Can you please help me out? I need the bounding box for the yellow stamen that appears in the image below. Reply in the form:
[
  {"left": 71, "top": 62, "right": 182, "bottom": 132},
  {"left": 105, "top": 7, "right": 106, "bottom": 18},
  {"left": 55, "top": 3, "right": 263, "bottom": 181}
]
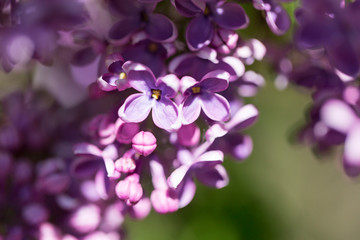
[
  {"left": 148, "top": 43, "right": 158, "bottom": 53},
  {"left": 119, "top": 72, "right": 127, "bottom": 80},
  {"left": 204, "top": 6, "right": 210, "bottom": 16},
  {"left": 151, "top": 89, "right": 161, "bottom": 100},
  {"left": 192, "top": 86, "right": 201, "bottom": 94}
]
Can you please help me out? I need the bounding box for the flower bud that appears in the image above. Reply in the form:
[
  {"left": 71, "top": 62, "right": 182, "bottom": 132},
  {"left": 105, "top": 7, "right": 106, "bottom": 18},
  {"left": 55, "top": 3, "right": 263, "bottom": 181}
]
[
  {"left": 114, "top": 155, "right": 136, "bottom": 173},
  {"left": 115, "top": 174, "right": 143, "bottom": 204},
  {"left": 132, "top": 131, "right": 156, "bottom": 156}
]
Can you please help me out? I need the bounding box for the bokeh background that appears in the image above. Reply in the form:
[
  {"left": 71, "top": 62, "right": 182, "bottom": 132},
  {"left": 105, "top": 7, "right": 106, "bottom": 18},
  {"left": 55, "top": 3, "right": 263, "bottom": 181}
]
[{"left": 2, "top": 1, "right": 360, "bottom": 239}]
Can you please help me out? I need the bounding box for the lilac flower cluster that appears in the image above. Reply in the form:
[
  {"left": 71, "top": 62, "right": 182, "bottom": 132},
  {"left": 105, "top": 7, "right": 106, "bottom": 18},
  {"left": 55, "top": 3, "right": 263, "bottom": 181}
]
[
  {"left": 0, "top": 0, "right": 296, "bottom": 238},
  {"left": 281, "top": 0, "right": 360, "bottom": 177}
]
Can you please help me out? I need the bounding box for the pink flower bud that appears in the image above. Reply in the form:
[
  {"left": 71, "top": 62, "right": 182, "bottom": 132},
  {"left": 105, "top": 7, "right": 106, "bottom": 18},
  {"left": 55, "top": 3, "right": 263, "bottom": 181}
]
[
  {"left": 115, "top": 174, "right": 143, "bottom": 204},
  {"left": 150, "top": 189, "right": 179, "bottom": 214},
  {"left": 132, "top": 131, "right": 156, "bottom": 156},
  {"left": 114, "top": 156, "right": 136, "bottom": 173}
]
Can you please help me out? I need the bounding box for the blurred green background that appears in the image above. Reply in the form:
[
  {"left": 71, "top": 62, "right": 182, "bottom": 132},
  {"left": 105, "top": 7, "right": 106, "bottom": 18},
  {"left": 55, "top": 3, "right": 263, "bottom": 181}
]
[{"left": 126, "top": 83, "right": 360, "bottom": 240}]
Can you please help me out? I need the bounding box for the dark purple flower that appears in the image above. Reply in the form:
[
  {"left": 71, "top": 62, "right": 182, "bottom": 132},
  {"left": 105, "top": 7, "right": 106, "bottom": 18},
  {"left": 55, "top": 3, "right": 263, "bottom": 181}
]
[
  {"left": 108, "top": 0, "right": 177, "bottom": 43},
  {"left": 295, "top": 0, "right": 360, "bottom": 78},
  {"left": 180, "top": 70, "right": 230, "bottom": 124},
  {"left": 122, "top": 39, "right": 169, "bottom": 77},
  {"left": 184, "top": 0, "right": 249, "bottom": 51},
  {"left": 253, "top": 0, "right": 291, "bottom": 35},
  {"left": 97, "top": 54, "right": 130, "bottom": 92}
]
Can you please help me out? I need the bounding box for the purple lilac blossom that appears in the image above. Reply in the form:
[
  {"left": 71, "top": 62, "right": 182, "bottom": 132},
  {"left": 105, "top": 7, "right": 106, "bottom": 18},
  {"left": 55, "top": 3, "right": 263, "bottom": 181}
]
[
  {"left": 118, "top": 62, "right": 181, "bottom": 131},
  {"left": 180, "top": 70, "right": 231, "bottom": 124},
  {"left": 108, "top": 0, "right": 177, "bottom": 43},
  {"left": 180, "top": 0, "right": 249, "bottom": 50}
]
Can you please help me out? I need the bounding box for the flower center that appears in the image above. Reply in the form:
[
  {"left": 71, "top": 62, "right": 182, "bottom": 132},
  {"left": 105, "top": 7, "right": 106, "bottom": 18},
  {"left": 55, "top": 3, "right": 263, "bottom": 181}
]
[
  {"left": 204, "top": 6, "right": 211, "bottom": 16},
  {"left": 147, "top": 43, "right": 158, "bottom": 53},
  {"left": 191, "top": 86, "right": 201, "bottom": 94},
  {"left": 151, "top": 89, "right": 161, "bottom": 100},
  {"left": 119, "top": 72, "right": 126, "bottom": 80}
]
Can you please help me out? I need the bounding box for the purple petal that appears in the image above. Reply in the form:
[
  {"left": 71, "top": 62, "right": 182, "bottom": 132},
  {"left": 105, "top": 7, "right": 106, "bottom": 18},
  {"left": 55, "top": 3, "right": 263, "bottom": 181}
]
[
  {"left": 200, "top": 93, "right": 230, "bottom": 122},
  {"left": 102, "top": 144, "right": 118, "bottom": 177},
  {"left": 200, "top": 71, "right": 229, "bottom": 92},
  {"left": 108, "top": 18, "right": 141, "bottom": 40},
  {"left": 212, "top": 2, "right": 249, "bottom": 30},
  {"left": 265, "top": 3, "right": 291, "bottom": 35},
  {"left": 129, "top": 197, "right": 152, "bottom": 219},
  {"left": 168, "top": 165, "right": 190, "bottom": 188},
  {"left": 95, "top": 168, "right": 111, "bottom": 200},
  {"left": 70, "top": 54, "right": 102, "bottom": 87},
  {"left": 157, "top": 74, "right": 180, "bottom": 98},
  {"left": 186, "top": 15, "right": 214, "bottom": 51},
  {"left": 97, "top": 73, "right": 121, "bottom": 91},
  {"left": 326, "top": 38, "right": 360, "bottom": 78},
  {"left": 174, "top": 0, "right": 203, "bottom": 17},
  {"left": 320, "top": 99, "right": 358, "bottom": 134},
  {"left": 181, "top": 76, "right": 198, "bottom": 94},
  {"left": 150, "top": 159, "right": 168, "bottom": 190},
  {"left": 231, "top": 135, "right": 253, "bottom": 161},
  {"left": 74, "top": 143, "right": 102, "bottom": 157},
  {"left": 127, "top": 69, "right": 157, "bottom": 92},
  {"left": 196, "top": 150, "right": 224, "bottom": 164},
  {"left": 152, "top": 98, "right": 180, "bottom": 130},
  {"left": 195, "top": 165, "right": 229, "bottom": 188},
  {"left": 344, "top": 124, "right": 360, "bottom": 168},
  {"left": 225, "top": 104, "right": 259, "bottom": 130},
  {"left": 146, "top": 14, "right": 177, "bottom": 42},
  {"left": 119, "top": 93, "right": 152, "bottom": 123},
  {"left": 71, "top": 157, "right": 102, "bottom": 178},
  {"left": 178, "top": 178, "right": 196, "bottom": 208},
  {"left": 177, "top": 123, "right": 201, "bottom": 147},
  {"left": 151, "top": 189, "right": 179, "bottom": 214},
  {"left": 182, "top": 95, "right": 202, "bottom": 125}
]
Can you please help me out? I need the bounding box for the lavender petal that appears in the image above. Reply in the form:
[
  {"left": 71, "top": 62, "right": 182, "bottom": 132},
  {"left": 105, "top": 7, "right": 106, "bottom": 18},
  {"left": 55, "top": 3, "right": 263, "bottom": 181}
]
[
  {"left": 119, "top": 93, "right": 153, "bottom": 123},
  {"left": 200, "top": 93, "right": 230, "bottom": 122}
]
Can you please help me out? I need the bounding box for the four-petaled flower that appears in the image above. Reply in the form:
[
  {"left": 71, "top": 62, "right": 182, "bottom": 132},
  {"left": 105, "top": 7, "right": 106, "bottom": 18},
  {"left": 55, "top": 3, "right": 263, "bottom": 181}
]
[
  {"left": 181, "top": 70, "right": 231, "bottom": 125},
  {"left": 118, "top": 62, "right": 181, "bottom": 131}
]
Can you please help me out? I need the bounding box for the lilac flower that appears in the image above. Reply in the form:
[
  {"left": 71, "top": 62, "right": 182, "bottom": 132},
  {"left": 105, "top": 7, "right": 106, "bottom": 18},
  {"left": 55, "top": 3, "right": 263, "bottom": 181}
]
[
  {"left": 122, "top": 39, "right": 170, "bottom": 77},
  {"left": 206, "top": 103, "right": 258, "bottom": 161},
  {"left": 295, "top": 0, "right": 360, "bottom": 78},
  {"left": 168, "top": 149, "right": 229, "bottom": 208},
  {"left": 73, "top": 143, "right": 120, "bottom": 199},
  {"left": 97, "top": 54, "right": 130, "bottom": 92},
  {"left": 180, "top": 70, "right": 230, "bottom": 124},
  {"left": 253, "top": 0, "right": 291, "bottom": 35},
  {"left": 320, "top": 99, "right": 360, "bottom": 176},
  {"left": 183, "top": 0, "right": 249, "bottom": 51},
  {"left": 108, "top": 0, "right": 177, "bottom": 43},
  {"left": 149, "top": 158, "right": 179, "bottom": 213},
  {"left": 118, "top": 62, "right": 180, "bottom": 131}
]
